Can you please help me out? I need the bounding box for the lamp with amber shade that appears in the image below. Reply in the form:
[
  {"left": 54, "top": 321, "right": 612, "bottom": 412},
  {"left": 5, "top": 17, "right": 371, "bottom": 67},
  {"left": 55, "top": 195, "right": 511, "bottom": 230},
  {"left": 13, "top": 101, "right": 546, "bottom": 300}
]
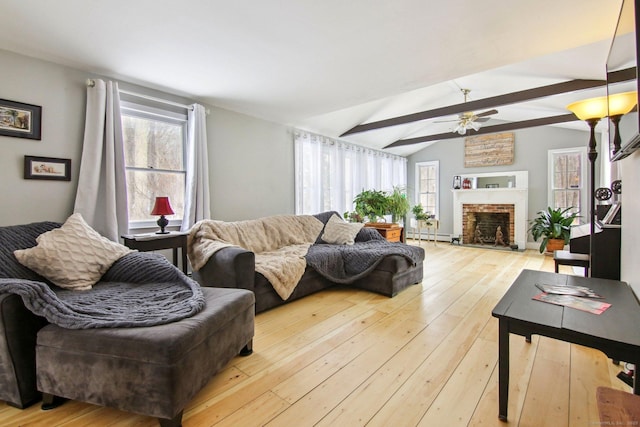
[
  {"left": 150, "top": 196, "right": 174, "bottom": 234},
  {"left": 566, "top": 91, "right": 637, "bottom": 277}
]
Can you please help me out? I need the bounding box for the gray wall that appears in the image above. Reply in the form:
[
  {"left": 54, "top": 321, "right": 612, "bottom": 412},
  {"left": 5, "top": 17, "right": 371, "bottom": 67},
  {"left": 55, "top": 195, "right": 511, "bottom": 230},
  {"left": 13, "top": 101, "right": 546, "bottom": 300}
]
[
  {"left": 0, "top": 49, "right": 295, "bottom": 227},
  {"left": 408, "top": 126, "right": 599, "bottom": 240},
  {"left": 208, "top": 108, "right": 294, "bottom": 221},
  {"left": 1, "top": 49, "right": 86, "bottom": 224}
]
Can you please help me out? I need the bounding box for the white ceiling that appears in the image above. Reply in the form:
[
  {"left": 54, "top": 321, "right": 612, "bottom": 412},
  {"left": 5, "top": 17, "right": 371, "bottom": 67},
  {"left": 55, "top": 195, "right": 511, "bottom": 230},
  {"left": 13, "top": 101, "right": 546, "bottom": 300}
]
[{"left": 0, "top": 0, "right": 626, "bottom": 156}]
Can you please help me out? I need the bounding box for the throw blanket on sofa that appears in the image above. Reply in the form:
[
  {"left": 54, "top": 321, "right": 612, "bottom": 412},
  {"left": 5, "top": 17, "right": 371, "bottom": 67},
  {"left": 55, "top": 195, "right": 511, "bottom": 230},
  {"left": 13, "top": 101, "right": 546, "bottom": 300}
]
[
  {"left": 188, "top": 215, "right": 324, "bottom": 300},
  {"left": 0, "top": 253, "right": 205, "bottom": 329},
  {"left": 306, "top": 239, "right": 424, "bottom": 283},
  {"left": 0, "top": 221, "right": 205, "bottom": 329}
]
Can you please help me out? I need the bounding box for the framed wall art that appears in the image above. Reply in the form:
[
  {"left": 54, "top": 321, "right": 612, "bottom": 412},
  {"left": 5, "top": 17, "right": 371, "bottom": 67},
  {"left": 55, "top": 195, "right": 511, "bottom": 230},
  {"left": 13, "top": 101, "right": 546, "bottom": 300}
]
[
  {"left": 24, "top": 156, "right": 71, "bottom": 181},
  {"left": 0, "top": 99, "right": 42, "bottom": 140},
  {"left": 464, "top": 132, "right": 514, "bottom": 167}
]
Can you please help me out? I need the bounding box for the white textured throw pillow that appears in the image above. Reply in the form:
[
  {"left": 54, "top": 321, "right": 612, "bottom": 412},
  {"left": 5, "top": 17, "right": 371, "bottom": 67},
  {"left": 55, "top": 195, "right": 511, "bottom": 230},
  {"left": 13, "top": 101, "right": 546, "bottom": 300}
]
[
  {"left": 321, "top": 214, "right": 364, "bottom": 245},
  {"left": 14, "top": 213, "right": 134, "bottom": 290}
]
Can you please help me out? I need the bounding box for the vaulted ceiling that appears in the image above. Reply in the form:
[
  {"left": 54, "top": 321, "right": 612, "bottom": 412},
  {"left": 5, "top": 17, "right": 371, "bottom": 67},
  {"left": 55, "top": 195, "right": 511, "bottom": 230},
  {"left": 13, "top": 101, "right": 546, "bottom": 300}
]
[{"left": 0, "top": 0, "right": 626, "bottom": 156}]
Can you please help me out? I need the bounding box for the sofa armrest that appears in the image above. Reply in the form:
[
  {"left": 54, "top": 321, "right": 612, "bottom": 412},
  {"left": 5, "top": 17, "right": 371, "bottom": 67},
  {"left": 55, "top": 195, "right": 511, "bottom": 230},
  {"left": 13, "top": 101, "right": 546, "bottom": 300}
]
[
  {"left": 192, "top": 247, "right": 256, "bottom": 292},
  {"left": 0, "top": 293, "right": 48, "bottom": 408}
]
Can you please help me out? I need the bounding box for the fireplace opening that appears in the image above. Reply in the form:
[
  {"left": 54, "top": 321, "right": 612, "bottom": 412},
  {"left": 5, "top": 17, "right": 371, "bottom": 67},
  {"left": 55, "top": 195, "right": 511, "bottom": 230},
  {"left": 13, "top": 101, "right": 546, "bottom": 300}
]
[{"left": 462, "top": 204, "right": 515, "bottom": 247}]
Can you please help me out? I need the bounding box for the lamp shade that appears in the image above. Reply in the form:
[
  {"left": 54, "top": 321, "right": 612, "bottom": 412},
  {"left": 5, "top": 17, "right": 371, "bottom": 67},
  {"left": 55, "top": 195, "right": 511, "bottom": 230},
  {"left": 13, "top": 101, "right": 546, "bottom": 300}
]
[
  {"left": 150, "top": 196, "right": 174, "bottom": 216},
  {"left": 566, "top": 95, "right": 609, "bottom": 120},
  {"left": 566, "top": 91, "right": 638, "bottom": 120},
  {"left": 608, "top": 91, "right": 637, "bottom": 116}
]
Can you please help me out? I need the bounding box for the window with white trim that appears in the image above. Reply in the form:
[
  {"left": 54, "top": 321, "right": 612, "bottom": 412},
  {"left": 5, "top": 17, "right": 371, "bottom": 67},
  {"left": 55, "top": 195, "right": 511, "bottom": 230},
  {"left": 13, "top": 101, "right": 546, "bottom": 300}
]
[
  {"left": 548, "top": 147, "right": 587, "bottom": 222},
  {"left": 121, "top": 102, "right": 187, "bottom": 229},
  {"left": 415, "top": 161, "right": 439, "bottom": 218}
]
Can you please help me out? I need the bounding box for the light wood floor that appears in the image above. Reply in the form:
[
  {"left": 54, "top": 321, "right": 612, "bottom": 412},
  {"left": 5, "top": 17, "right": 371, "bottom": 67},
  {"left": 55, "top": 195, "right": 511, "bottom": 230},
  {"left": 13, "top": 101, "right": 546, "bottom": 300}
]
[{"left": 0, "top": 242, "right": 632, "bottom": 426}]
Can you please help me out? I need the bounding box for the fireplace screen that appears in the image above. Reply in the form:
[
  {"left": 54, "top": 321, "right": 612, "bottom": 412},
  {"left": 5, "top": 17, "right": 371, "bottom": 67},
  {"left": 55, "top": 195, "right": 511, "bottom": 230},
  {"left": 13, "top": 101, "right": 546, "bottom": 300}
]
[{"left": 462, "top": 204, "right": 515, "bottom": 247}]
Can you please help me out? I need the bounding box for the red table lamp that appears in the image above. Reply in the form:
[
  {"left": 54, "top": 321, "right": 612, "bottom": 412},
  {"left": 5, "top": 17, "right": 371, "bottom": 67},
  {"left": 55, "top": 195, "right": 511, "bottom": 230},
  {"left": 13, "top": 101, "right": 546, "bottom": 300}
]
[{"left": 150, "top": 196, "right": 174, "bottom": 234}]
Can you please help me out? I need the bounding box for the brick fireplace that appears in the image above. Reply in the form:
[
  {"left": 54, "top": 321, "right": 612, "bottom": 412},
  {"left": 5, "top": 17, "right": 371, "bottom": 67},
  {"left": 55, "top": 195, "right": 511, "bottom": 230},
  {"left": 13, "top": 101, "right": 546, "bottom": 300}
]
[
  {"left": 452, "top": 172, "right": 528, "bottom": 250},
  {"left": 462, "top": 204, "right": 515, "bottom": 246}
]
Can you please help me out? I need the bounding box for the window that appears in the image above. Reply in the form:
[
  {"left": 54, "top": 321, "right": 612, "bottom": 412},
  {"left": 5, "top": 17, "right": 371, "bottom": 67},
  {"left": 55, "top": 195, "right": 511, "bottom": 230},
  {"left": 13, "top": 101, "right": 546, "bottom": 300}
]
[
  {"left": 415, "top": 161, "right": 439, "bottom": 218},
  {"left": 294, "top": 131, "right": 407, "bottom": 215},
  {"left": 121, "top": 102, "right": 187, "bottom": 228},
  {"left": 548, "top": 147, "right": 587, "bottom": 222}
]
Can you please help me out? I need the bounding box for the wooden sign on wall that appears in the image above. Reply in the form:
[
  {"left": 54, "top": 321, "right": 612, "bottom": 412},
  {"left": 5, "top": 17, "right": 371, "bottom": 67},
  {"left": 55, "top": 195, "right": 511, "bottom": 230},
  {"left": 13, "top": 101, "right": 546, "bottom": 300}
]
[{"left": 464, "top": 132, "right": 514, "bottom": 167}]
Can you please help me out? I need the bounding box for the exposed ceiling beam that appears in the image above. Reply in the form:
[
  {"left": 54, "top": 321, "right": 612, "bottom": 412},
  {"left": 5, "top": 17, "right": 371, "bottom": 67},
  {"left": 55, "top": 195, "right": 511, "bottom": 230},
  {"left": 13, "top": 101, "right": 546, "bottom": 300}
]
[
  {"left": 342, "top": 67, "right": 636, "bottom": 137},
  {"left": 383, "top": 113, "right": 580, "bottom": 148}
]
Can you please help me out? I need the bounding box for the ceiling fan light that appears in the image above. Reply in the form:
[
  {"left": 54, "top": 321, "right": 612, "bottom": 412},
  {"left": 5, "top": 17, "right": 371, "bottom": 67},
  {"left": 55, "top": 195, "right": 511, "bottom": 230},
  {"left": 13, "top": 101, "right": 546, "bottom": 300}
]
[{"left": 470, "top": 121, "right": 481, "bottom": 131}]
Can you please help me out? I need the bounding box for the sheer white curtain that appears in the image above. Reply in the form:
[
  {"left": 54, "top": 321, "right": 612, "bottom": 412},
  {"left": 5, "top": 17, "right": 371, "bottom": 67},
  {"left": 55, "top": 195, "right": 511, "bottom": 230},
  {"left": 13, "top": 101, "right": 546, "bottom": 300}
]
[
  {"left": 74, "top": 79, "right": 128, "bottom": 241},
  {"left": 294, "top": 130, "right": 407, "bottom": 215},
  {"left": 181, "top": 104, "right": 211, "bottom": 230}
]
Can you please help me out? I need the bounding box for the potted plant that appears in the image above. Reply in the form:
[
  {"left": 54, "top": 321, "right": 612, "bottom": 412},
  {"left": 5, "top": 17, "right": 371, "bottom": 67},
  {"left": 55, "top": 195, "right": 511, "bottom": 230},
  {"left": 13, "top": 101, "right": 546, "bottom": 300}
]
[
  {"left": 529, "top": 206, "right": 579, "bottom": 254},
  {"left": 411, "top": 204, "right": 431, "bottom": 224},
  {"left": 387, "top": 186, "right": 410, "bottom": 224},
  {"left": 343, "top": 211, "right": 364, "bottom": 223},
  {"left": 353, "top": 189, "right": 389, "bottom": 223}
]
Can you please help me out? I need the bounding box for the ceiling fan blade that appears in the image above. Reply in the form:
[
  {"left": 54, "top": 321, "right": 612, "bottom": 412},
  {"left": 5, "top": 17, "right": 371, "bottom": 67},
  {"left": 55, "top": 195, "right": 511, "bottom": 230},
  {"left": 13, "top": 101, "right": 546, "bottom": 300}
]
[
  {"left": 475, "top": 117, "right": 491, "bottom": 123},
  {"left": 475, "top": 109, "right": 498, "bottom": 118}
]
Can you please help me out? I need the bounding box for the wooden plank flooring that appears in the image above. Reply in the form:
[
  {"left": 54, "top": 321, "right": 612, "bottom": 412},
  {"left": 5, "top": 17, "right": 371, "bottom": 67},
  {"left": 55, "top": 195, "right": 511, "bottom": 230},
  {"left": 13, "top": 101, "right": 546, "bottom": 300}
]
[{"left": 0, "top": 242, "right": 632, "bottom": 426}]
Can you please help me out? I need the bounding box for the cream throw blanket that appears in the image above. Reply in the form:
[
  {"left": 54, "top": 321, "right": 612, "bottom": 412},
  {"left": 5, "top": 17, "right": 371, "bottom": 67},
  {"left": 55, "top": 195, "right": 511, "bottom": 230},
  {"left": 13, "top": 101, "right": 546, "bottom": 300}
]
[{"left": 188, "top": 215, "right": 324, "bottom": 300}]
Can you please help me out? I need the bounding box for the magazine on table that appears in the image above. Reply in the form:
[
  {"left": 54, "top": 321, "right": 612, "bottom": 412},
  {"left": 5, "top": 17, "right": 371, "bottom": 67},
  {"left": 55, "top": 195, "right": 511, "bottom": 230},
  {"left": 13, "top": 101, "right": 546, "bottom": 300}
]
[
  {"left": 532, "top": 293, "right": 611, "bottom": 315},
  {"left": 535, "top": 283, "right": 603, "bottom": 298}
]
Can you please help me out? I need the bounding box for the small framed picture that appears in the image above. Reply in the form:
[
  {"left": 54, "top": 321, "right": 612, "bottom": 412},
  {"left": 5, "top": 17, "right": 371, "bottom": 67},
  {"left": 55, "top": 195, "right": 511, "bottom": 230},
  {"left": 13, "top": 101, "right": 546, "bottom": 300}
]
[
  {"left": 24, "top": 156, "right": 71, "bottom": 181},
  {"left": 486, "top": 183, "right": 499, "bottom": 188},
  {"left": 0, "top": 99, "right": 42, "bottom": 140}
]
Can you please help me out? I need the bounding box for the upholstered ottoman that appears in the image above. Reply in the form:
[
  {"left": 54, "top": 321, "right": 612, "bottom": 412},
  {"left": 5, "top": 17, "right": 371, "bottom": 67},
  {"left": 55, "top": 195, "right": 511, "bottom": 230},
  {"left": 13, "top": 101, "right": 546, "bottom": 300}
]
[{"left": 35, "top": 287, "right": 254, "bottom": 427}]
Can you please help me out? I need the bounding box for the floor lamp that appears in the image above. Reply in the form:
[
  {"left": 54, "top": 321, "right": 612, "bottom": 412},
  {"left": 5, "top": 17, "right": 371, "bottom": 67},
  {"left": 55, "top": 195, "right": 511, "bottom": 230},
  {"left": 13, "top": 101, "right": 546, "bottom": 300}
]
[{"left": 566, "top": 92, "right": 637, "bottom": 277}]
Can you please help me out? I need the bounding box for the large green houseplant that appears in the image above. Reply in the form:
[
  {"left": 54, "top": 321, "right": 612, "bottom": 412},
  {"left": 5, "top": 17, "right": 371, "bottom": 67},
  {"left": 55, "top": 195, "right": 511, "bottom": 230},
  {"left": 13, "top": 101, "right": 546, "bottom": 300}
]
[
  {"left": 353, "top": 189, "right": 389, "bottom": 223},
  {"left": 529, "top": 206, "right": 579, "bottom": 253},
  {"left": 387, "top": 186, "right": 410, "bottom": 223}
]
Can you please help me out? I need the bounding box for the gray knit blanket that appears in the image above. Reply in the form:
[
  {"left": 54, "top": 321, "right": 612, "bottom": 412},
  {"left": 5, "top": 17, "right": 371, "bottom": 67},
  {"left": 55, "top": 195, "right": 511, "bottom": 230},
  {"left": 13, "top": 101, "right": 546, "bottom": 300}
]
[
  {"left": 306, "top": 212, "right": 425, "bottom": 283},
  {"left": 0, "top": 221, "right": 205, "bottom": 329},
  {"left": 306, "top": 238, "right": 424, "bottom": 283}
]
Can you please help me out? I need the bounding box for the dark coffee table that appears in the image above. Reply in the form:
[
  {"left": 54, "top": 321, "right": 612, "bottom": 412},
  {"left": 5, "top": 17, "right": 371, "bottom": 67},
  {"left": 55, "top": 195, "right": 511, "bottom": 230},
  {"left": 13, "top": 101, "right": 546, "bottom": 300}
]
[{"left": 492, "top": 269, "right": 640, "bottom": 421}]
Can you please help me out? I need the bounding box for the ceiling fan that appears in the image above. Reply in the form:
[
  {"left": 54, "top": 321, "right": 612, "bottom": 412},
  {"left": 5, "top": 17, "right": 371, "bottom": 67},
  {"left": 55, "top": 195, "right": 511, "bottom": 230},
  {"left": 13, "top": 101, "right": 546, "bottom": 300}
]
[{"left": 437, "top": 89, "right": 498, "bottom": 135}]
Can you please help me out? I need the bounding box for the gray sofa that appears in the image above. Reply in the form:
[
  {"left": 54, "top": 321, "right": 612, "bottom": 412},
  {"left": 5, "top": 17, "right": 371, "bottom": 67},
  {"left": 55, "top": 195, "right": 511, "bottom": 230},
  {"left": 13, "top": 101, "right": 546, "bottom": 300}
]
[
  {"left": 193, "top": 211, "right": 425, "bottom": 313},
  {"left": 0, "top": 221, "right": 255, "bottom": 427}
]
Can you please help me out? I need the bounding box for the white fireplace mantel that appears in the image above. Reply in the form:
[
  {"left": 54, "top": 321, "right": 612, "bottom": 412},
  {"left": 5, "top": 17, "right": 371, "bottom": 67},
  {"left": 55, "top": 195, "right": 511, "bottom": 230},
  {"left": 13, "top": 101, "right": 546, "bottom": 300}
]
[{"left": 452, "top": 187, "right": 529, "bottom": 249}]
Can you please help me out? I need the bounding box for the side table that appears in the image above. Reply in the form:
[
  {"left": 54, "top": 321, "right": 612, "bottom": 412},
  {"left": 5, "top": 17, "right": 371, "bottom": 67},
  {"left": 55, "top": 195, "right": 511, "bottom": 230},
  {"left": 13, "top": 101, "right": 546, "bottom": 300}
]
[
  {"left": 413, "top": 219, "right": 439, "bottom": 245},
  {"left": 121, "top": 232, "right": 189, "bottom": 275},
  {"left": 492, "top": 269, "right": 640, "bottom": 421},
  {"left": 364, "top": 224, "right": 405, "bottom": 243}
]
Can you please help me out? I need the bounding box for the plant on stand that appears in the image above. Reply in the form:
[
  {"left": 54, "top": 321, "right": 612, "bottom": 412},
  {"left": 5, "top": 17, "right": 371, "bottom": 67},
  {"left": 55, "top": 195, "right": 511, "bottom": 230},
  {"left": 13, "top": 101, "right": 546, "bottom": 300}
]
[
  {"left": 529, "top": 206, "right": 579, "bottom": 254},
  {"left": 411, "top": 204, "right": 431, "bottom": 224}
]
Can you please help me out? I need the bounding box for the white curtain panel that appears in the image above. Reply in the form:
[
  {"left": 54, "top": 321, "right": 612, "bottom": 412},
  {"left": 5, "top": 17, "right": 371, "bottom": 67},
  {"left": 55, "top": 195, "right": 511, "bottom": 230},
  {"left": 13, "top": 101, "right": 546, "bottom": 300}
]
[
  {"left": 73, "top": 79, "right": 128, "bottom": 241},
  {"left": 294, "top": 130, "right": 407, "bottom": 215},
  {"left": 181, "top": 103, "right": 211, "bottom": 230}
]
